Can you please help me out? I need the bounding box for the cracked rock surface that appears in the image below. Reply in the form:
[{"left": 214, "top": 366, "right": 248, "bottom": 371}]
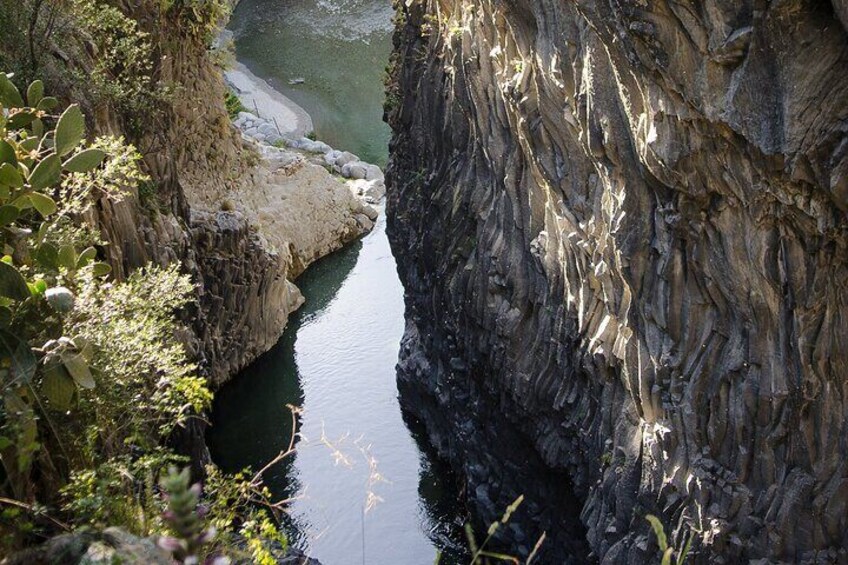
[{"left": 385, "top": 0, "right": 848, "bottom": 562}]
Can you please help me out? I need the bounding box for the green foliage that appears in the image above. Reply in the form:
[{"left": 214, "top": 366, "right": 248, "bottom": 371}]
[
  {"left": 68, "top": 0, "right": 169, "bottom": 136},
  {"left": 0, "top": 76, "right": 293, "bottom": 563},
  {"left": 383, "top": 53, "right": 402, "bottom": 116},
  {"left": 645, "top": 514, "right": 693, "bottom": 565},
  {"left": 156, "top": 465, "right": 289, "bottom": 565},
  {"left": 159, "top": 0, "right": 233, "bottom": 43},
  {"left": 224, "top": 91, "right": 245, "bottom": 120},
  {"left": 61, "top": 448, "right": 184, "bottom": 533},
  {"left": 0, "top": 0, "right": 52, "bottom": 85},
  {"left": 241, "top": 514, "right": 288, "bottom": 565},
  {"left": 68, "top": 264, "right": 209, "bottom": 439},
  {"left": 0, "top": 75, "right": 207, "bottom": 550},
  {"left": 202, "top": 466, "right": 288, "bottom": 565},
  {"left": 0, "top": 74, "right": 131, "bottom": 543}
]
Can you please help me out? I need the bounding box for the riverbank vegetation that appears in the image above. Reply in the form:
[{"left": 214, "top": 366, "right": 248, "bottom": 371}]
[
  {"left": 0, "top": 71, "right": 288, "bottom": 564},
  {"left": 0, "top": 0, "right": 296, "bottom": 561}
]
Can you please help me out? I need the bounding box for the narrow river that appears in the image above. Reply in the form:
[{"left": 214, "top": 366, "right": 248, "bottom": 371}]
[{"left": 207, "top": 1, "right": 469, "bottom": 563}]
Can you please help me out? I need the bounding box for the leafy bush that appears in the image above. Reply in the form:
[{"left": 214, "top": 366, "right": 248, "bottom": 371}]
[
  {"left": 0, "top": 71, "right": 204, "bottom": 543},
  {"left": 158, "top": 465, "right": 289, "bottom": 565},
  {"left": 159, "top": 0, "right": 233, "bottom": 42},
  {"left": 0, "top": 0, "right": 54, "bottom": 85},
  {"left": 224, "top": 91, "right": 245, "bottom": 119},
  {"left": 69, "top": 0, "right": 171, "bottom": 136},
  {"left": 1, "top": 0, "right": 163, "bottom": 131},
  {"left": 61, "top": 448, "right": 185, "bottom": 534},
  {"left": 201, "top": 465, "right": 289, "bottom": 564},
  {"left": 0, "top": 73, "right": 290, "bottom": 561},
  {"left": 0, "top": 74, "right": 130, "bottom": 503}
]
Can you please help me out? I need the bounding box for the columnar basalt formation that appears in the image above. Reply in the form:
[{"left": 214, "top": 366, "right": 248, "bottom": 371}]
[
  {"left": 385, "top": 0, "right": 848, "bottom": 562},
  {"left": 56, "top": 6, "right": 378, "bottom": 386}
]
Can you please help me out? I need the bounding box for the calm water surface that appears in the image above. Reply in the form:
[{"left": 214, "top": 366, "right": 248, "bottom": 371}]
[
  {"left": 227, "top": 0, "right": 393, "bottom": 166},
  {"left": 209, "top": 1, "right": 469, "bottom": 563}
]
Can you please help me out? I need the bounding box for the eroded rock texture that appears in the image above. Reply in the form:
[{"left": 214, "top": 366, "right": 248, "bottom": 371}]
[
  {"left": 48, "top": 5, "right": 375, "bottom": 386},
  {"left": 386, "top": 0, "right": 848, "bottom": 562}
]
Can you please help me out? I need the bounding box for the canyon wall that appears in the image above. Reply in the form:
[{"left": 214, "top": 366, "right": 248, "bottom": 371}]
[
  {"left": 385, "top": 0, "right": 848, "bottom": 562},
  {"left": 48, "top": 6, "right": 375, "bottom": 386}
]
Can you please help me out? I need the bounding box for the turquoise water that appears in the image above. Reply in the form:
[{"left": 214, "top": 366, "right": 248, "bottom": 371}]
[
  {"left": 227, "top": 0, "right": 393, "bottom": 166},
  {"left": 208, "top": 2, "right": 470, "bottom": 563}
]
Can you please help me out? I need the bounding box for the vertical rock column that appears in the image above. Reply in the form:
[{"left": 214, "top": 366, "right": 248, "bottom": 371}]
[{"left": 386, "top": 0, "right": 848, "bottom": 562}]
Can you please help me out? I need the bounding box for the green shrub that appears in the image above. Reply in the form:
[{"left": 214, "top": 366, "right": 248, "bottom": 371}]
[
  {"left": 0, "top": 74, "right": 290, "bottom": 561},
  {"left": 70, "top": 0, "right": 171, "bottom": 136},
  {"left": 158, "top": 0, "right": 232, "bottom": 43},
  {"left": 0, "top": 73, "right": 203, "bottom": 544},
  {"left": 224, "top": 91, "right": 245, "bottom": 119}
]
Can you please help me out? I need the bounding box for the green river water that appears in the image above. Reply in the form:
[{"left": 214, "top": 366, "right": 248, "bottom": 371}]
[{"left": 207, "top": 1, "right": 470, "bottom": 563}]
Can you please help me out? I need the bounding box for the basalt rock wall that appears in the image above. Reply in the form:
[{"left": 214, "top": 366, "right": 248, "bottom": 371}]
[
  {"left": 47, "top": 5, "right": 294, "bottom": 387},
  {"left": 43, "top": 4, "right": 373, "bottom": 387},
  {"left": 385, "top": 0, "right": 848, "bottom": 562}
]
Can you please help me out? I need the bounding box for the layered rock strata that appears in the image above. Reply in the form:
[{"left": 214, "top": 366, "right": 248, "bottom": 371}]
[{"left": 385, "top": 0, "right": 848, "bottom": 562}]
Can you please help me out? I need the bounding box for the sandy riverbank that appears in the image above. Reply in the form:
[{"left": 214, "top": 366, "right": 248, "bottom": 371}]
[{"left": 225, "top": 62, "right": 314, "bottom": 139}]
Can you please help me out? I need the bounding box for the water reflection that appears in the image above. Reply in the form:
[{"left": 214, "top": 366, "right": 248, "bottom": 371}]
[
  {"left": 207, "top": 238, "right": 362, "bottom": 546},
  {"left": 210, "top": 0, "right": 473, "bottom": 561},
  {"left": 402, "top": 410, "right": 471, "bottom": 564},
  {"left": 209, "top": 216, "right": 469, "bottom": 563}
]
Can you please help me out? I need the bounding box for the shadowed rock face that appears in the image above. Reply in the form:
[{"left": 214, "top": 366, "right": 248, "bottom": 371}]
[{"left": 385, "top": 0, "right": 848, "bottom": 562}]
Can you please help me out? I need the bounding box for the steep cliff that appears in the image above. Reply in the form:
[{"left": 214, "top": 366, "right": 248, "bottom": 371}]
[
  {"left": 30, "top": 2, "right": 376, "bottom": 386},
  {"left": 386, "top": 0, "right": 848, "bottom": 562}
]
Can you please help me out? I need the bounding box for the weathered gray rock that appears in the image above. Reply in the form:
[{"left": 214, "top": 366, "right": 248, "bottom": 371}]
[
  {"left": 325, "top": 149, "right": 344, "bottom": 165},
  {"left": 342, "top": 161, "right": 369, "bottom": 179},
  {"left": 348, "top": 178, "right": 386, "bottom": 204},
  {"left": 386, "top": 0, "right": 848, "bottom": 563},
  {"left": 364, "top": 163, "right": 383, "bottom": 181},
  {"left": 354, "top": 213, "right": 375, "bottom": 231},
  {"left": 2, "top": 528, "right": 170, "bottom": 564},
  {"left": 333, "top": 151, "right": 360, "bottom": 169},
  {"left": 310, "top": 141, "right": 333, "bottom": 154},
  {"left": 258, "top": 122, "right": 277, "bottom": 136},
  {"left": 190, "top": 210, "right": 301, "bottom": 386}
]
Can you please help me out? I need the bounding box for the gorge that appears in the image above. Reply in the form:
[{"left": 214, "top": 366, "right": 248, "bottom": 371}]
[
  {"left": 210, "top": 1, "right": 470, "bottom": 563},
  {"left": 0, "top": 0, "right": 846, "bottom": 563}
]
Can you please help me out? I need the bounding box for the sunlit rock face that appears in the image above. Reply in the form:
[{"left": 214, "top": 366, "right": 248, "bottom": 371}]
[{"left": 385, "top": 0, "right": 848, "bottom": 561}]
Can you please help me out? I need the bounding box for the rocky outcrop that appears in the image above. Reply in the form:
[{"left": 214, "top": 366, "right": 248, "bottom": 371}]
[
  {"left": 184, "top": 138, "right": 378, "bottom": 385},
  {"left": 59, "top": 7, "right": 379, "bottom": 386},
  {"left": 189, "top": 210, "right": 300, "bottom": 385},
  {"left": 386, "top": 0, "right": 848, "bottom": 562}
]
